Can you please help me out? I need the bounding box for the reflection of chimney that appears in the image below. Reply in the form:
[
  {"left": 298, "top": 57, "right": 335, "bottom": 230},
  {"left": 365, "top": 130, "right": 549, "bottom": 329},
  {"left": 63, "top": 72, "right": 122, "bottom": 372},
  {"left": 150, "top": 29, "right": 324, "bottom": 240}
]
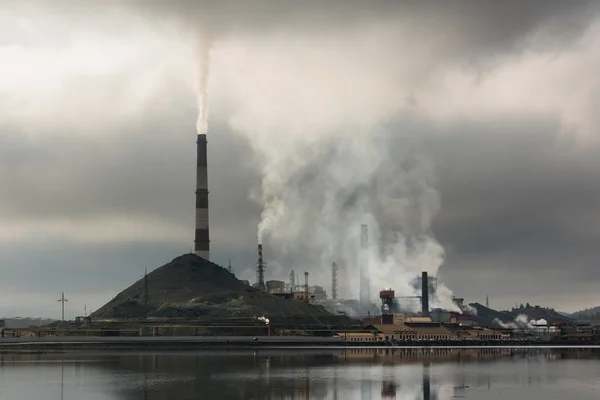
[
  {"left": 194, "top": 134, "right": 210, "bottom": 260},
  {"left": 423, "top": 367, "right": 431, "bottom": 400},
  {"left": 359, "top": 225, "right": 371, "bottom": 306},
  {"left": 422, "top": 271, "right": 429, "bottom": 317}
]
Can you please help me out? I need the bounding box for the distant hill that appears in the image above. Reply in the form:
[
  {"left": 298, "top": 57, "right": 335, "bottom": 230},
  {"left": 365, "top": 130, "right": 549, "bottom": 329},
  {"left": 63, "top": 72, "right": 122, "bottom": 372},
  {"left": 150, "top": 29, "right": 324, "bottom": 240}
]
[
  {"left": 509, "top": 305, "right": 572, "bottom": 323},
  {"left": 92, "top": 254, "right": 330, "bottom": 320},
  {"left": 469, "top": 303, "right": 516, "bottom": 327},
  {"left": 570, "top": 306, "right": 600, "bottom": 320},
  {"left": 469, "top": 303, "right": 572, "bottom": 328}
]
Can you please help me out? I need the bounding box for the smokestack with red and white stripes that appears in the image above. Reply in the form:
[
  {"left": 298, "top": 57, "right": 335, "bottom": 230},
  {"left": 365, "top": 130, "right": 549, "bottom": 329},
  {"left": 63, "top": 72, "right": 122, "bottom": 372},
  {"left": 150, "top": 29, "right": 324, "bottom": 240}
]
[{"left": 194, "top": 134, "right": 210, "bottom": 260}]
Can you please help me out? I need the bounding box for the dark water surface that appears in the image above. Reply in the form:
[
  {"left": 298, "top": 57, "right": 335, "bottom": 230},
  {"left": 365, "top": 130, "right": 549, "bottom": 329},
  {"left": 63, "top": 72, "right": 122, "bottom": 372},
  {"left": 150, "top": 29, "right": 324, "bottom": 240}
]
[{"left": 0, "top": 348, "right": 599, "bottom": 399}]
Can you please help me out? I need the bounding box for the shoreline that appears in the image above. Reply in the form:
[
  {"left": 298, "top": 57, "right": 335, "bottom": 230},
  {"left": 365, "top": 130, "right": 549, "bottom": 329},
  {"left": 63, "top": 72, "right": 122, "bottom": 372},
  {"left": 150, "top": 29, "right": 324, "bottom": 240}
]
[{"left": 1, "top": 336, "right": 599, "bottom": 353}]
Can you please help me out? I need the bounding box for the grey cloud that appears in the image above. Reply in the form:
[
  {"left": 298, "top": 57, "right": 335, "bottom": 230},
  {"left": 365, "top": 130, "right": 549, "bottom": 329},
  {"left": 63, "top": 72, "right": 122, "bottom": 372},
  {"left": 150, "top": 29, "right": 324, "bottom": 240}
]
[
  {"left": 10, "top": 1, "right": 600, "bottom": 54},
  {"left": 426, "top": 117, "right": 600, "bottom": 310},
  {"left": 2, "top": 0, "right": 600, "bottom": 316}
]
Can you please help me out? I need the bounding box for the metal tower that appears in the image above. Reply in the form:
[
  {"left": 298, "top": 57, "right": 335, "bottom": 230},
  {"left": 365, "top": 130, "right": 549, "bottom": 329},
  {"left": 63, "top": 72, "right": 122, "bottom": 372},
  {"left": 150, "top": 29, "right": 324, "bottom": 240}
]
[{"left": 331, "top": 262, "right": 339, "bottom": 300}]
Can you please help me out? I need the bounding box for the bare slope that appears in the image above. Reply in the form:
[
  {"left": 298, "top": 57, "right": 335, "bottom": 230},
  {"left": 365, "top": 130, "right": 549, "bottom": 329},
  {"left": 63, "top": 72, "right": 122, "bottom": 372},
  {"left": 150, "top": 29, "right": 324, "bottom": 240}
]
[
  {"left": 470, "top": 303, "right": 572, "bottom": 327},
  {"left": 92, "top": 254, "right": 329, "bottom": 319}
]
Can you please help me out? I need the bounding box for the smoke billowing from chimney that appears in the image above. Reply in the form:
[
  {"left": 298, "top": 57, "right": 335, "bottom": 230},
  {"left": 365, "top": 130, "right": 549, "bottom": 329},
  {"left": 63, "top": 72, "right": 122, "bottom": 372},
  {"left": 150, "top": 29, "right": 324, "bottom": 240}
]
[
  {"left": 185, "top": 6, "right": 463, "bottom": 309},
  {"left": 196, "top": 35, "right": 212, "bottom": 135}
]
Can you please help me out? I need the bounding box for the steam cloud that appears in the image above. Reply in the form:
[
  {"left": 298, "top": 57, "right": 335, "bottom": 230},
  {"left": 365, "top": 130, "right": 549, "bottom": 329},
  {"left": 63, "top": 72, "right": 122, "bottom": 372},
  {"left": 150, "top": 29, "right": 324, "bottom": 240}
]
[
  {"left": 250, "top": 117, "right": 456, "bottom": 309},
  {"left": 494, "top": 314, "right": 548, "bottom": 329}
]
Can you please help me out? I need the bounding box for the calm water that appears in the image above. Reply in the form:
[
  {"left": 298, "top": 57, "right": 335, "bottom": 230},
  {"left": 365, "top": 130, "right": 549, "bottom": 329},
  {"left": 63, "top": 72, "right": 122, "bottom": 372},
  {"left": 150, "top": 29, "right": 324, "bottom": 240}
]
[{"left": 0, "top": 348, "right": 599, "bottom": 399}]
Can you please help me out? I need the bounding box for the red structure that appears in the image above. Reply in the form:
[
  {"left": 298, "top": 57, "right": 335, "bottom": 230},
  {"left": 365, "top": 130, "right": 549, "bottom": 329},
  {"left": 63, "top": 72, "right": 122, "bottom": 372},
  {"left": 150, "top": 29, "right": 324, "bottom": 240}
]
[{"left": 380, "top": 289, "right": 395, "bottom": 315}]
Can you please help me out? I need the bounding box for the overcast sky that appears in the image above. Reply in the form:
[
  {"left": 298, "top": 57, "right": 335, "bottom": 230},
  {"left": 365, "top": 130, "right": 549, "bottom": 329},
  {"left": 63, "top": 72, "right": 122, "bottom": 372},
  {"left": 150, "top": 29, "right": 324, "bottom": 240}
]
[{"left": 1, "top": 0, "right": 600, "bottom": 318}]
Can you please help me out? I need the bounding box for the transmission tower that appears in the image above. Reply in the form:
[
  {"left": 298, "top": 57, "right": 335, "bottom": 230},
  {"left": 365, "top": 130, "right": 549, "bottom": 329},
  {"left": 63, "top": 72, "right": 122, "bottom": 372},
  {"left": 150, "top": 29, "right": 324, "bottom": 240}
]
[
  {"left": 227, "top": 258, "right": 233, "bottom": 274},
  {"left": 57, "top": 292, "right": 68, "bottom": 321},
  {"left": 331, "top": 262, "right": 339, "bottom": 300}
]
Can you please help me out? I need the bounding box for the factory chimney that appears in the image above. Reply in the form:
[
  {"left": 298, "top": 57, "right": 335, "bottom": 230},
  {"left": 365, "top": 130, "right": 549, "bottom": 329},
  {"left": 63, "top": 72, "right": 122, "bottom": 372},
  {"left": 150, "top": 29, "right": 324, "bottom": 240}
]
[
  {"left": 331, "top": 262, "right": 338, "bottom": 301},
  {"left": 359, "top": 225, "right": 371, "bottom": 306},
  {"left": 421, "top": 271, "right": 429, "bottom": 317},
  {"left": 194, "top": 134, "right": 210, "bottom": 260},
  {"left": 257, "top": 242, "right": 266, "bottom": 293},
  {"left": 304, "top": 271, "right": 309, "bottom": 303}
]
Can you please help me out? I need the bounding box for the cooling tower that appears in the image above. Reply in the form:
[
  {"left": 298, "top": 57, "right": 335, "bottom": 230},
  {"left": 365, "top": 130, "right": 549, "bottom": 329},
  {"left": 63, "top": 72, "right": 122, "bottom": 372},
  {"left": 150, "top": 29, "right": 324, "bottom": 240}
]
[{"left": 194, "top": 134, "right": 210, "bottom": 260}]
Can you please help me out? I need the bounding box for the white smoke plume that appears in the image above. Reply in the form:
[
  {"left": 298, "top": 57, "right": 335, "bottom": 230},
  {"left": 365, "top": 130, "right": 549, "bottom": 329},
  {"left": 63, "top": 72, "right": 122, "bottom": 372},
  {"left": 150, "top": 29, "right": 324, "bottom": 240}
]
[
  {"left": 196, "top": 34, "right": 212, "bottom": 135},
  {"left": 493, "top": 314, "right": 548, "bottom": 329},
  {"left": 462, "top": 304, "right": 478, "bottom": 316},
  {"left": 257, "top": 315, "right": 270, "bottom": 325},
  {"left": 247, "top": 114, "right": 456, "bottom": 309}
]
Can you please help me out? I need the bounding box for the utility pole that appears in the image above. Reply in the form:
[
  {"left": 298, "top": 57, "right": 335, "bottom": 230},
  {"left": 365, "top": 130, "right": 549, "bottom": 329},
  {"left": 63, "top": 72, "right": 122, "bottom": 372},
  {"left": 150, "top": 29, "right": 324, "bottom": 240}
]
[
  {"left": 57, "top": 292, "right": 68, "bottom": 321},
  {"left": 84, "top": 304, "right": 87, "bottom": 317}
]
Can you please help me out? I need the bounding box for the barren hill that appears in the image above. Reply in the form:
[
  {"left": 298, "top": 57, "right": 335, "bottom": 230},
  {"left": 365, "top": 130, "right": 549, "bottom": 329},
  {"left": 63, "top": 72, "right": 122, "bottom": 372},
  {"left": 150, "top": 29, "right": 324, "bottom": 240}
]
[{"left": 92, "top": 254, "right": 330, "bottom": 319}]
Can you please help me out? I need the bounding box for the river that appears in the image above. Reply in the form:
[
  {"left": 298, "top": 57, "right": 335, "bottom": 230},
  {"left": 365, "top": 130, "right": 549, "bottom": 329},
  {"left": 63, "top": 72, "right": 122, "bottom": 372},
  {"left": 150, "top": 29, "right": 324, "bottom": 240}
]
[{"left": 0, "top": 348, "right": 598, "bottom": 399}]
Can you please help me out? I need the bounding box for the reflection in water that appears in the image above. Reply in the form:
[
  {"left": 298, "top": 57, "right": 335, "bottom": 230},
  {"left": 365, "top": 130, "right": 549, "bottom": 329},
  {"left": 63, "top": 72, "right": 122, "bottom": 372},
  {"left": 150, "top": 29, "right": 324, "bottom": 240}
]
[{"left": 1, "top": 348, "right": 600, "bottom": 399}]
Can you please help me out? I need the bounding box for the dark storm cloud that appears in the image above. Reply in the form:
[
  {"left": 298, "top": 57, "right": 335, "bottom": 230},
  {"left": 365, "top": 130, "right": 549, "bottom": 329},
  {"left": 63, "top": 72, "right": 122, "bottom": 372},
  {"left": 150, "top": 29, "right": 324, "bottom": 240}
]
[
  {"left": 426, "top": 117, "right": 600, "bottom": 310},
  {"left": 12, "top": 1, "right": 600, "bottom": 54}
]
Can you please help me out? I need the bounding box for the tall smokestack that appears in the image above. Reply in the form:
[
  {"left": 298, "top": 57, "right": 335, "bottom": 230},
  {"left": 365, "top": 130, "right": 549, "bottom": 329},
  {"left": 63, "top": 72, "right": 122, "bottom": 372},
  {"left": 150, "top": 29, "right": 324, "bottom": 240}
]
[
  {"left": 194, "top": 134, "right": 210, "bottom": 260},
  {"left": 422, "top": 271, "right": 429, "bottom": 317},
  {"left": 359, "top": 224, "right": 371, "bottom": 306}
]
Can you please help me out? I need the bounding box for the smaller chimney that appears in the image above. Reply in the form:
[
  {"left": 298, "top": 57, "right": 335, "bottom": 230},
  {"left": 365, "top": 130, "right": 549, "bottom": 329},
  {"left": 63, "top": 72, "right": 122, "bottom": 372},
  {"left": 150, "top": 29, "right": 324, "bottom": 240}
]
[
  {"left": 257, "top": 243, "right": 266, "bottom": 293},
  {"left": 304, "top": 271, "right": 309, "bottom": 303},
  {"left": 421, "top": 271, "right": 429, "bottom": 317}
]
